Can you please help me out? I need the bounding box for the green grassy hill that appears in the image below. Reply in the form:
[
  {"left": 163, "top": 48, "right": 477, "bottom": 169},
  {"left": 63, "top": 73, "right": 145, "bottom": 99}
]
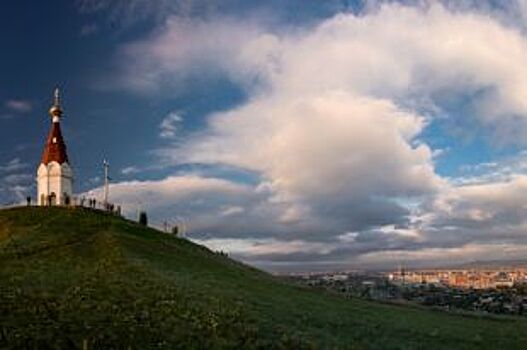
[{"left": 1, "top": 207, "right": 527, "bottom": 349}]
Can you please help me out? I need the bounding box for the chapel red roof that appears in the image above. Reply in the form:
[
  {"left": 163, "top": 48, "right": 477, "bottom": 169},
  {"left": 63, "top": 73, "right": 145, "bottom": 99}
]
[{"left": 41, "top": 121, "right": 69, "bottom": 165}]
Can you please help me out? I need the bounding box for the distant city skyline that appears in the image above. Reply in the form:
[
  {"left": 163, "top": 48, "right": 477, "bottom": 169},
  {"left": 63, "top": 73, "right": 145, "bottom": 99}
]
[{"left": 5, "top": 1, "right": 527, "bottom": 271}]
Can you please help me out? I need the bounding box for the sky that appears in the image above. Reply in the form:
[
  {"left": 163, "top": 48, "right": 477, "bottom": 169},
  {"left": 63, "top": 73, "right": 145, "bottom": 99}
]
[{"left": 6, "top": 0, "right": 527, "bottom": 272}]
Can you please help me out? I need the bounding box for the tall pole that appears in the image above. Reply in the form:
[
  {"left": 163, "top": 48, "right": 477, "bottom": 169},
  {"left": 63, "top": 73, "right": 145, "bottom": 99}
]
[{"left": 103, "top": 160, "right": 109, "bottom": 206}]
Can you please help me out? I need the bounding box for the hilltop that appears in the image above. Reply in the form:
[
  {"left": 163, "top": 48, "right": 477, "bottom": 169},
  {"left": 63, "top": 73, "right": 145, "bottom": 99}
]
[{"left": 1, "top": 207, "right": 527, "bottom": 349}]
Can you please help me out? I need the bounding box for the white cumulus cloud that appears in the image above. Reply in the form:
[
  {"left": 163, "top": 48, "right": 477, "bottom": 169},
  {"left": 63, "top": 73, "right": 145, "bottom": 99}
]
[{"left": 101, "top": 2, "right": 527, "bottom": 269}]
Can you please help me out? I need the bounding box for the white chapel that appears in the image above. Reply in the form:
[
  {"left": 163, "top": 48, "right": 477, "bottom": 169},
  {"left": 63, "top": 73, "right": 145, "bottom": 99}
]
[{"left": 37, "top": 88, "right": 74, "bottom": 206}]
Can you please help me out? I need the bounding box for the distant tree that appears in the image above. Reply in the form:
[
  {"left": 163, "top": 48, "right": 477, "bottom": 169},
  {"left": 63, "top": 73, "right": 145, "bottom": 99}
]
[
  {"left": 172, "top": 225, "right": 179, "bottom": 236},
  {"left": 139, "top": 211, "right": 148, "bottom": 226}
]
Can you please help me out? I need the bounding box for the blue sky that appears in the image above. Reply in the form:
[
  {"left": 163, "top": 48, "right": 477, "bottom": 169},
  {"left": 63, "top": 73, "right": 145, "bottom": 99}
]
[{"left": 5, "top": 0, "right": 527, "bottom": 271}]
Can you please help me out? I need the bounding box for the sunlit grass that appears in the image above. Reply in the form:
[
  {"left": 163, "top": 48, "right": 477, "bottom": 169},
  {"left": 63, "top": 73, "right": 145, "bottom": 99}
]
[{"left": 1, "top": 207, "right": 527, "bottom": 349}]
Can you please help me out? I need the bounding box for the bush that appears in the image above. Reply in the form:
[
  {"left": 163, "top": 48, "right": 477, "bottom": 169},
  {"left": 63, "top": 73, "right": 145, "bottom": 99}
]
[{"left": 138, "top": 211, "right": 148, "bottom": 226}]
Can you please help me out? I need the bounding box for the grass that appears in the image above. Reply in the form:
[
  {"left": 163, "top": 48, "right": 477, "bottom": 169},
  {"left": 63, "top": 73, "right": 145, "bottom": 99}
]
[{"left": 1, "top": 207, "right": 527, "bottom": 349}]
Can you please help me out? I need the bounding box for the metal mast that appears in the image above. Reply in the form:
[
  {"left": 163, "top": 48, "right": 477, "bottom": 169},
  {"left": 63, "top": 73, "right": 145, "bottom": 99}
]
[{"left": 103, "top": 160, "right": 110, "bottom": 205}]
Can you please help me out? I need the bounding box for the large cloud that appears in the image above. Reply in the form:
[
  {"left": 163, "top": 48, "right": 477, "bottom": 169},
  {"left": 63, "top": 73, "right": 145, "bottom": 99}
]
[
  {"left": 100, "top": 2, "right": 527, "bottom": 270},
  {"left": 121, "top": 3, "right": 527, "bottom": 138},
  {"left": 164, "top": 91, "right": 440, "bottom": 236}
]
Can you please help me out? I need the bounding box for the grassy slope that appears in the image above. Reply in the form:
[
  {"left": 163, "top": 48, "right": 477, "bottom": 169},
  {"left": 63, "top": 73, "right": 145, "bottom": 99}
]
[{"left": 1, "top": 207, "right": 527, "bottom": 349}]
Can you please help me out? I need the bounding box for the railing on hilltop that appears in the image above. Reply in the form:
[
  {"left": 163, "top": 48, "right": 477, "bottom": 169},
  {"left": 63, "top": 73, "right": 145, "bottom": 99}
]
[{"left": 0, "top": 196, "right": 122, "bottom": 217}]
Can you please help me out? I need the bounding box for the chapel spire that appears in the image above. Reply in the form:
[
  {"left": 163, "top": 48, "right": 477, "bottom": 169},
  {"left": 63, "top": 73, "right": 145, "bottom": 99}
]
[
  {"left": 40, "top": 88, "right": 69, "bottom": 165},
  {"left": 49, "top": 87, "right": 63, "bottom": 121}
]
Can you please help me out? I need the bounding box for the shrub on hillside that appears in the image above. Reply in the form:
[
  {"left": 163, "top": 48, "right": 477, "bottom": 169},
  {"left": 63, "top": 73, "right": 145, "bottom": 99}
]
[{"left": 138, "top": 212, "right": 148, "bottom": 226}]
